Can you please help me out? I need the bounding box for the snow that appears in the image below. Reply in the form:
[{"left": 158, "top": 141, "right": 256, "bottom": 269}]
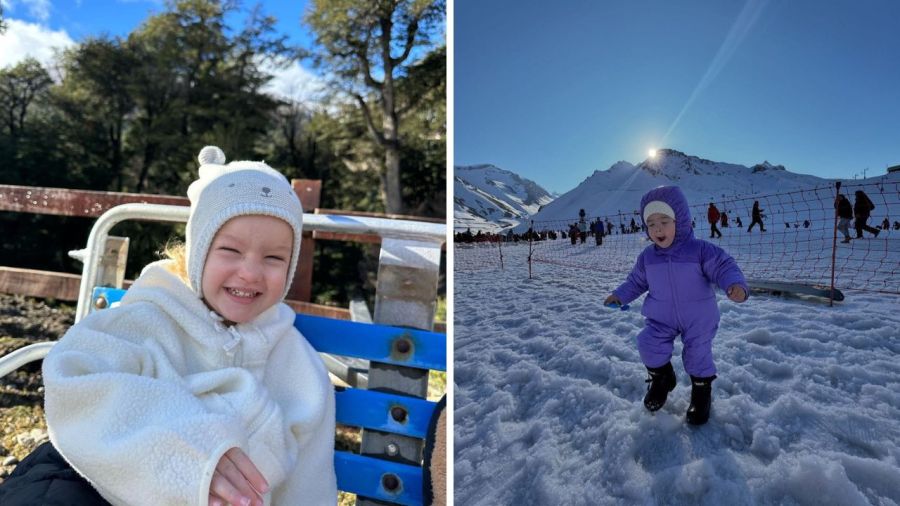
[{"left": 454, "top": 243, "right": 900, "bottom": 505}]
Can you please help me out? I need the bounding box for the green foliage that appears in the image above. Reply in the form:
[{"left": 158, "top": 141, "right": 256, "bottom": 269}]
[
  {"left": 0, "top": 59, "right": 52, "bottom": 141},
  {"left": 398, "top": 46, "right": 446, "bottom": 217},
  {"left": 304, "top": 0, "right": 446, "bottom": 214}
]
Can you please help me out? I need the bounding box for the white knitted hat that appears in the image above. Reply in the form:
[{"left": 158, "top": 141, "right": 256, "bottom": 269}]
[
  {"left": 185, "top": 146, "right": 303, "bottom": 301},
  {"left": 643, "top": 200, "right": 676, "bottom": 223}
]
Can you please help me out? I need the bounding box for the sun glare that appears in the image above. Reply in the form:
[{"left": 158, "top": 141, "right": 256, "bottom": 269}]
[{"left": 648, "top": 148, "right": 657, "bottom": 158}]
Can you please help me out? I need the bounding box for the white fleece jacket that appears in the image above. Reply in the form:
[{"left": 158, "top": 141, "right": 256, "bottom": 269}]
[{"left": 43, "top": 260, "right": 337, "bottom": 506}]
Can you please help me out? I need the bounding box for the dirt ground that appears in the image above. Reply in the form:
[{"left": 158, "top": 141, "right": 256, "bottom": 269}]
[{"left": 0, "top": 293, "right": 74, "bottom": 479}]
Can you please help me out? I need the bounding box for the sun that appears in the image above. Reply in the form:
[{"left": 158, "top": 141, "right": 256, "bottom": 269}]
[{"left": 648, "top": 148, "right": 657, "bottom": 158}]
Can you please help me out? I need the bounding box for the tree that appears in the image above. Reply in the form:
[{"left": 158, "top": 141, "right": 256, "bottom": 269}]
[
  {"left": 123, "top": 0, "right": 288, "bottom": 194},
  {"left": 395, "top": 45, "right": 445, "bottom": 217},
  {"left": 53, "top": 38, "right": 138, "bottom": 190},
  {"left": 304, "top": 0, "right": 445, "bottom": 214},
  {"left": 0, "top": 58, "right": 53, "bottom": 139}
]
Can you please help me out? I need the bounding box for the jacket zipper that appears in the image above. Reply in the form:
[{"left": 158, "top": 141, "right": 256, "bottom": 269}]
[{"left": 667, "top": 256, "right": 685, "bottom": 330}]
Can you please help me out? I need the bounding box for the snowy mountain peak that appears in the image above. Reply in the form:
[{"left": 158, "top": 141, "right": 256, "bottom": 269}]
[
  {"left": 454, "top": 164, "right": 555, "bottom": 231},
  {"left": 751, "top": 160, "right": 786, "bottom": 173},
  {"left": 457, "top": 163, "right": 502, "bottom": 172},
  {"left": 516, "top": 149, "right": 851, "bottom": 231},
  {"left": 609, "top": 161, "right": 636, "bottom": 171},
  {"left": 637, "top": 148, "right": 724, "bottom": 177}
]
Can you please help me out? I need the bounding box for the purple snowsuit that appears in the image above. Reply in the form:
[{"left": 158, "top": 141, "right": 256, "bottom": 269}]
[{"left": 612, "top": 186, "right": 748, "bottom": 377}]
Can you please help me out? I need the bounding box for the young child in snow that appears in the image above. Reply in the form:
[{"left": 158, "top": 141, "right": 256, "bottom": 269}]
[
  {"left": 604, "top": 186, "right": 748, "bottom": 425},
  {"left": 2, "top": 147, "right": 336, "bottom": 506}
]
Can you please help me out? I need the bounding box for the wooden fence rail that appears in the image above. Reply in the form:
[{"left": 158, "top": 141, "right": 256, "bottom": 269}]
[{"left": 0, "top": 183, "right": 446, "bottom": 327}]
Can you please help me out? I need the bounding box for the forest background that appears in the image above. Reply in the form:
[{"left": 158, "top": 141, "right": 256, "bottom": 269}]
[{"left": 0, "top": 0, "right": 446, "bottom": 312}]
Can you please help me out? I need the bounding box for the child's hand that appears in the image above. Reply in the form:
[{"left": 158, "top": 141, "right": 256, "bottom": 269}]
[
  {"left": 604, "top": 294, "right": 621, "bottom": 307},
  {"left": 727, "top": 285, "right": 747, "bottom": 303},
  {"left": 209, "top": 447, "right": 269, "bottom": 506}
]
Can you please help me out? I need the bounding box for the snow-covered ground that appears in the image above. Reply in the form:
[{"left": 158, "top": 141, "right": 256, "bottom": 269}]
[{"left": 454, "top": 243, "right": 900, "bottom": 505}]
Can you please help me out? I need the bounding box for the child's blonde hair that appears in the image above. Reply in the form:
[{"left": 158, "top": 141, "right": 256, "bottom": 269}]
[{"left": 161, "top": 241, "right": 190, "bottom": 284}]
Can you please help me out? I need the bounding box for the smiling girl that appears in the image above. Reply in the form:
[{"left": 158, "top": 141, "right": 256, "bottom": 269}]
[{"left": 3, "top": 147, "right": 336, "bottom": 506}]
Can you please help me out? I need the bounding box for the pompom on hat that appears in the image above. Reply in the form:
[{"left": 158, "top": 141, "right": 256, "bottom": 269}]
[
  {"left": 185, "top": 146, "right": 303, "bottom": 301},
  {"left": 643, "top": 200, "right": 676, "bottom": 223}
]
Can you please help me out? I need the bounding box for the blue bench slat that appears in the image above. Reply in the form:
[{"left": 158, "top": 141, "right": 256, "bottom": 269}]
[
  {"left": 335, "top": 451, "right": 423, "bottom": 506},
  {"left": 336, "top": 387, "right": 435, "bottom": 439},
  {"left": 295, "top": 313, "right": 446, "bottom": 372}
]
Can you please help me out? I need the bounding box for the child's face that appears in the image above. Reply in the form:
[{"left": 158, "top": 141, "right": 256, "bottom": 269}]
[
  {"left": 201, "top": 215, "right": 294, "bottom": 324},
  {"left": 646, "top": 213, "right": 676, "bottom": 248}
]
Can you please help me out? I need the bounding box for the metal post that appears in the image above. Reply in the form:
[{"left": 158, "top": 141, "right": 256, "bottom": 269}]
[
  {"left": 97, "top": 237, "right": 129, "bottom": 289},
  {"left": 358, "top": 235, "right": 443, "bottom": 506},
  {"left": 528, "top": 220, "right": 533, "bottom": 279},
  {"left": 829, "top": 181, "right": 840, "bottom": 307},
  {"left": 75, "top": 204, "right": 191, "bottom": 322}
]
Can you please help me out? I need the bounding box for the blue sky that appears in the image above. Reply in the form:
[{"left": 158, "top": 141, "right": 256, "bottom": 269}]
[
  {"left": 454, "top": 0, "right": 900, "bottom": 194},
  {"left": 1, "top": 0, "right": 312, "bottom": 43},
  {"left": 0, "top": 0, "right": 321, "bottom": 100}
]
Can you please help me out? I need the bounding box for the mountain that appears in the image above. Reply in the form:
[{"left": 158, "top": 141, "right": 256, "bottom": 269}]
[
  {"left": 516, "top": 148, "right": 849, "bottom": 230},
  {"left": 454, "top": 164, "right": 555, "bottom": 232}
]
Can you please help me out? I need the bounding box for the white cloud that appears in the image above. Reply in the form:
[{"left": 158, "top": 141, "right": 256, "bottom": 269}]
[
  {"left": 0, "top": 18, "right": 75, "bottom": 69},
  {"left": 260, "top": 58, "right": 329, "bottom": 106},
  {"left": 3, "top": 0, "right": 52, "bottom": 22}
]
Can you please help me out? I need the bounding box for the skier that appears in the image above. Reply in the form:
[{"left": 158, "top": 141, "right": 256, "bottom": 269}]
[
  {"left": 834, "top": 193, "right": 853, "bottom": 244},
  {"left": 748, "top": 201, "right": 766, "bottom": 232},
  {"left": 707, "top": 203, "right": 722, "bottom": 238},
  {"left": 593, "top": 220, "right": 604, "bottom": 246},
  {"left": 853, "top": 190, "right": 880, "bottom": 238},
  {"left": 604, "top": 186, "right": 748, "bottom": 425}
]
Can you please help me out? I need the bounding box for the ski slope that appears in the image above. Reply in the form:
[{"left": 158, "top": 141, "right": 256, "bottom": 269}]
[{"left": 454, "top": 244, "right": 900, "bottom": 505}]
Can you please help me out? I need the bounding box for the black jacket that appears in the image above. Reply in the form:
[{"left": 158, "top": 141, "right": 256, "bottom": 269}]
[
  {"left": 853, "top": 193, "right": 875, "bottom": 218},
  {"left": 0, "top": 442, "right": 110, "bottom": 506},
  {"left": 836, "top": 197, "right": 853, "bottom": 219}
]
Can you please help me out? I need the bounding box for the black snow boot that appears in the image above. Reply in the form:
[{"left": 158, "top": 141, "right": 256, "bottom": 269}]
[
  {"left": 643, "top": 362, "right": 677, "bottom": 412},
  {"left": 686, "top": 375, "right": 717, "bottom": 425}
]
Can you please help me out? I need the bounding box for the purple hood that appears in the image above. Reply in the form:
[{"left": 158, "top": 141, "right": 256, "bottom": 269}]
[{"left": 640, "top": 186, "right": 694, "bottom": 252}]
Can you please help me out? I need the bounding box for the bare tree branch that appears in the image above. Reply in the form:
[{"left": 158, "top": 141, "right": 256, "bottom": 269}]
[{"left": 353, "top": 92, "right": 385, "bottom": 146}]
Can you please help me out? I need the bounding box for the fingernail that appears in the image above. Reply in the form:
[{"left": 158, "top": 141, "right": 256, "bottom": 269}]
[{"left": 241, "top": 498, "right": 251, "bottom": 506}]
